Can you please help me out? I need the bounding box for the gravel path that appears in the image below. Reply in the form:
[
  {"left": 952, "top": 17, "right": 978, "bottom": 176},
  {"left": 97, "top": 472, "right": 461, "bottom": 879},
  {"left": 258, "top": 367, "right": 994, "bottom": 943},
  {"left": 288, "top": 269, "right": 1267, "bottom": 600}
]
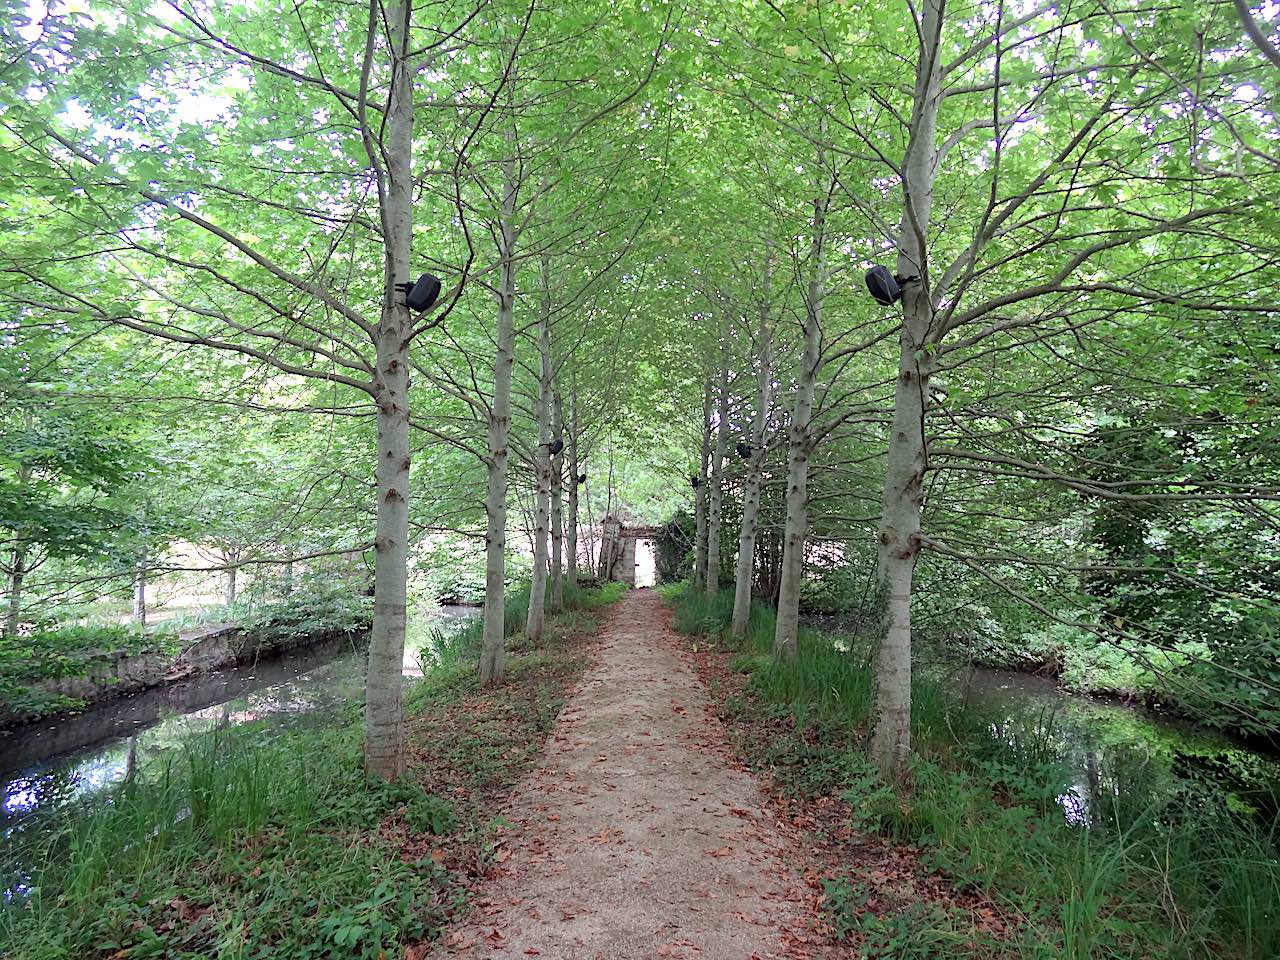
[{"left": 428, "top": 588, "right": 811, "bottom": 960}]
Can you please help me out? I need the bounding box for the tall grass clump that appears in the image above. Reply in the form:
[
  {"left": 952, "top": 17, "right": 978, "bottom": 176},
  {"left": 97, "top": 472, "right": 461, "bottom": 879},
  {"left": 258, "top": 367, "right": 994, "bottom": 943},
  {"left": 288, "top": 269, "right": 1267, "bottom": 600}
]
[
  {"left": 664, "top": 582, "right": 947, "bottom": 737},
  {"left": 565, "top": 579, "right": 627, "bottom": 610}
]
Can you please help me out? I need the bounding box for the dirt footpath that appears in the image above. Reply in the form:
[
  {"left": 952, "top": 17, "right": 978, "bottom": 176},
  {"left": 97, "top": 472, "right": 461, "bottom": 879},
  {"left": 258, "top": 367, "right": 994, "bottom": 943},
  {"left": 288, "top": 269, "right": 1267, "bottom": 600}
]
[{"left": 428, "top": 588, "right": 813, "bottom": 960}]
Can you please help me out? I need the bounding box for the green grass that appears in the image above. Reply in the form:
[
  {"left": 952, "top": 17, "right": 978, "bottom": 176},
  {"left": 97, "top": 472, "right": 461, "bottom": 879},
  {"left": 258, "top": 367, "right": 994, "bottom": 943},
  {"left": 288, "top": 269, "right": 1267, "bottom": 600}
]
[
  {"left": 664, "top": 583, "right": 1280, "bottom": 959},
  {"left": 2, "top": 582, "right": 624, "bottom": 960},
  {"left": 664, "top": 585, "right": 957, "bottom": 740},
  {"left": 5, "top": 727, "right": 448, "bottom": 960}
]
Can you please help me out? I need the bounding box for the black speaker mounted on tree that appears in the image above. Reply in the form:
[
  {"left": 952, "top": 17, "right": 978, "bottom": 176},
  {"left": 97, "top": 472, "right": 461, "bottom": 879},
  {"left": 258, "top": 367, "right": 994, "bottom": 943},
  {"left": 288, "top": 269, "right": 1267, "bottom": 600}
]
[
  {"left": 397, "top": 273, "right": 442, "bottom": 312},
  {"left": 864, "top": 265, "right": 919, "bottom": 307}
]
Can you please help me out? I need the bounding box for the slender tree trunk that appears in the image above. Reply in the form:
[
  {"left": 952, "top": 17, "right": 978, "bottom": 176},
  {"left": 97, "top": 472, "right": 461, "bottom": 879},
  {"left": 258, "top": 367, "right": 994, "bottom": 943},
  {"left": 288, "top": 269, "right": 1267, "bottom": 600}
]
[
  {"left": 604, "top": 438, "right": 615, "bottom": 518},
  {"left": 133, "top": 554, "right": 147, "bottom": 628},
  {"left": 550, "top": 385, "right": 565, "bottom": 612},
  {"left": 693, "top": 378, "right": 712, "bottom": 590},
  {"left": 732, "top": 254, "right": 774, "bottom": 639},
  {"left": 584, "top": 464, "right": 597, "bottom": 572},
  {"left": 566, "top": 384, "right": 580, "bottom": 589},
  {"left": 6, "top": 433, "right": 32, "bottom": 638},
  {"left": 479, "top": 149, "right": 518, "bottom": 686},
  {"left": 363, "top": 0, "right": 415, "bottom": 778},
  {"left": 774, "top": 169, "right": 829, "bottom": 661},
  {"left": 705, "top": 321, "right": 731, "bottom": 598},
  {"left": 526, "top": 260, "right": 554, "bottom": 643},
  {"left": 867, "top": 0, "right": 943, "bottom": 782},
  {"left": 224, "top": 546, "right": 239, "bottom": 607},
  {"left": 5, "top": 544, "right": 26, "bottom": 638}
]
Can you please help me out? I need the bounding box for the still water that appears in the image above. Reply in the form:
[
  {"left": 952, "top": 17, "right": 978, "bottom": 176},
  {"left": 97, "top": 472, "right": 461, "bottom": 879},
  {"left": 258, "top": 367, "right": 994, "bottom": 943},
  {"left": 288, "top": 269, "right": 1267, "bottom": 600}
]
[
  {"left": 0, "top": 605, "right": 480, "bottom": 867},
  {"left": 959, "top": 666, "right": 1280, "bottom": 828}
]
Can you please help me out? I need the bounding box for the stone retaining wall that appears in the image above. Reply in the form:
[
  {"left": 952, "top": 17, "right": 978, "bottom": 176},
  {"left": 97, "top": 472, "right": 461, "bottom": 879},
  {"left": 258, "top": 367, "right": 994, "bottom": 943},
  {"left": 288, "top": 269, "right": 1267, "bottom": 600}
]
[{"left": 0, "top": 623, "right": 363, "bottom": 729}]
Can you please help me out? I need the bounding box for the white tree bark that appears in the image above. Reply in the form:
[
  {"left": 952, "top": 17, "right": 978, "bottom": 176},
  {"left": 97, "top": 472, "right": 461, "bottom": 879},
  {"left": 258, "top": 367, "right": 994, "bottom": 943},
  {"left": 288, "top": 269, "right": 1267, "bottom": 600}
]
[
  {"left": 363, "top": 0, "right": 415, "bottom": 778},
  {"left": 693, "top": 378, "right": 712, "bottom": 590},
  {"left": 774, "top": 177, "right": 828, "bottom": 661},
  {"left": 133, "top": 554, "right": 147, "bottom": 628},
  {"left": 550, "top": 385, "right": 565, "bottom": 611},
  {"left": 566, "top": 383, "right": 580, "bottom": 590},
  {"left": 3, "top": 452, "right": 30, "bottom": 638},
  {"left": 526, "top": 260, "right": 554, "bottom": 643},
  {"left": 731, "top": 253, "right": 775, "bottom": 639},
  {"left": 705, "top": 321, "right": 731, "bottom": 598},
  {"left": 223, "top": 546, "right": 239, "bottom": 607},
  {"left": 867, "top": 0, "right": 944, "bottom": 782},
  {"left": 4, "top": 544, "right": 26, "bottom": 639},
  {"left": 479, "top": 149, "right": 518, "bottom": 686}
]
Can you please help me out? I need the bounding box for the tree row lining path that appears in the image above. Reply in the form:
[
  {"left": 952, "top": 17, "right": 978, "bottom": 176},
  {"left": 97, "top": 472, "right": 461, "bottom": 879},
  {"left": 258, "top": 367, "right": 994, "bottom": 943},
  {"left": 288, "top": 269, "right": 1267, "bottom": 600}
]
[{"left": 429, "top": 589, "right": 819, "bottom": 960}]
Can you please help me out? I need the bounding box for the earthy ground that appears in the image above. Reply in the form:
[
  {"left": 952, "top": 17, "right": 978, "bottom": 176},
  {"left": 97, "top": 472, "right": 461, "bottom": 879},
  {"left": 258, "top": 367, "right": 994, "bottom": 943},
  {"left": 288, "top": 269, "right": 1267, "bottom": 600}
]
[{"left": 428, "top": 588, "right": 818, "bottom": 960}]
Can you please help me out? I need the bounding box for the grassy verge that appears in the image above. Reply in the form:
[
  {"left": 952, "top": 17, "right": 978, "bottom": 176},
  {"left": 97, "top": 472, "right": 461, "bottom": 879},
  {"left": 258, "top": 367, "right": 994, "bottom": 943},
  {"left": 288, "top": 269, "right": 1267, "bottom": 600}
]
[
  {"left": 2, "top": 582, "right": 624, "bottom": 960},
  {"left": 662, "top": 583, "right": 1280, "bottom": 960}
]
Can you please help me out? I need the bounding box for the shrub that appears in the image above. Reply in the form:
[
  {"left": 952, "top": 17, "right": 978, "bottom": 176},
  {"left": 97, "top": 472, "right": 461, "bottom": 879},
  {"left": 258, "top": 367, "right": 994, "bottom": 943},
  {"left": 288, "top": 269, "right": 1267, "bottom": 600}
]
[{"left": 232, "top": 586, "right": 372, "bottom": 645}]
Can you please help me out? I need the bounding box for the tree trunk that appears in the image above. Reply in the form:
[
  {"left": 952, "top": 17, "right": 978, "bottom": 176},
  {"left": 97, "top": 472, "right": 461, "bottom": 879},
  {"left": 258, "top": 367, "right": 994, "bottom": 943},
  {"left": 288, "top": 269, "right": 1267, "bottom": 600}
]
[
  {"left": 693, "top": 378, "right": 712, "bottom": 590},
  {"left": 705, "top": 322, "right": 731, "bottom": 598},
  {"left": 133, "top": 554, "right": 147, "bottom": 628},
  {"left": 731, "top": 253, "right": 774, "bottom": 639},
  {"left": 867, "top": 0, "right": 944, "bottom": 782},
  {"left": 584, "top": 461, "right": 597, "bottom": 571},
  {"left": 4, "top": 544, "right": 26, "bottom": 638},
  {"left": 283, "top": 558, "right": 294, "bottom": 595},
  {"left": 566, "top": 383, "right": 580, "bottom": 590},
  {"left": 774, "top": 174, "right": 828, "bottom": 661},
  {"left": 363, "top": 0, "right": 415, "bottom": 779},
  {"left": 526, "top": 261, "right": 554, "bottom": 643},
  {"left": 5, "top": 455, "right": 31, "bottom": 638},
  {"left": 550, "top": 385, "right": 565, "bottom": 612},
  {"left": 224, "top": 546, "right": 239, "bottom": 607},
  {"left": 479, "top": 149, "right": 518, "bottom": 686}
]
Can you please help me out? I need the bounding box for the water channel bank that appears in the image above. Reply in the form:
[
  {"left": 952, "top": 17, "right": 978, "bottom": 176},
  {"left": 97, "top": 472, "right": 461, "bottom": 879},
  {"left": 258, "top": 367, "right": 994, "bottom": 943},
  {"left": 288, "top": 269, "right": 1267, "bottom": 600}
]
[
  {"left": 0, "top": 619, "right": 371, "bottom": 730},
  {"left": 1, "top": 604, "right": 481, "bottom": 890}
]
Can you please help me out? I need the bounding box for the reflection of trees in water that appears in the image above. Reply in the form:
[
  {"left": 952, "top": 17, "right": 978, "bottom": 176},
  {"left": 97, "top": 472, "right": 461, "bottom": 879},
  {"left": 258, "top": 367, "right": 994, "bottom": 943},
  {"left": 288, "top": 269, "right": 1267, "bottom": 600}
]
[
  {"left": 2, "top": 651, "right": 366, "bottom": 829},
  {"left": 975, "top": 684, "right": 1280, "bottom": 833}
]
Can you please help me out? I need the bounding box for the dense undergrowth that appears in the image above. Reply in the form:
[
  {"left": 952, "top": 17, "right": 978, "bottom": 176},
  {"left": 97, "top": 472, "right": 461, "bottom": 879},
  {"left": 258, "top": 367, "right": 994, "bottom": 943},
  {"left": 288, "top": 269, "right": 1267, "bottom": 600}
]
[
  {"left": 663, "top": 583, "right": 1280, "bottom": 960},
  {"left": 0, "top": 622, "right": 180, "bottom": 719},
  {"left": 1, "top": 581, "right": 624, "bottom": 960}
]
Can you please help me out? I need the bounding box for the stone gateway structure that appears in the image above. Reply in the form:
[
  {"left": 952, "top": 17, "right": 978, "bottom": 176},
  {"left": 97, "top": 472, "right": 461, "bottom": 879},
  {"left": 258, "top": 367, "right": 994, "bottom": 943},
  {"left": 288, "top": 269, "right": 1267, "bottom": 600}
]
[{"left": 597, "top": 515, "right": 663, "bottom": 586}]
